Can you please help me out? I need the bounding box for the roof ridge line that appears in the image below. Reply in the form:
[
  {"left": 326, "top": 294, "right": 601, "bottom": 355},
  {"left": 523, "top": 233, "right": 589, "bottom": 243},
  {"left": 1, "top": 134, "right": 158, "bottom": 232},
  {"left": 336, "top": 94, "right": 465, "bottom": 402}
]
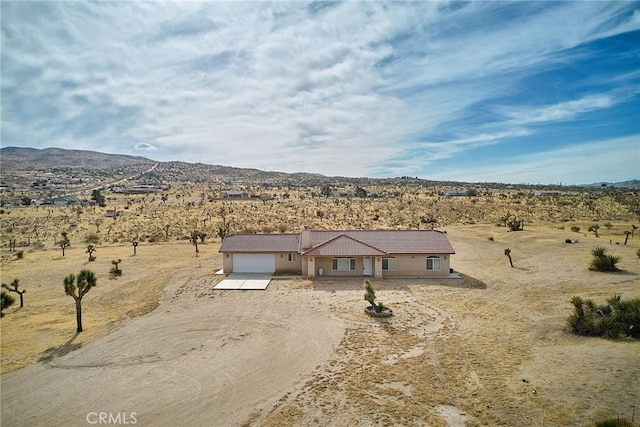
[{"left": 302, "top": 233, "right": 389, "bottom": 256}]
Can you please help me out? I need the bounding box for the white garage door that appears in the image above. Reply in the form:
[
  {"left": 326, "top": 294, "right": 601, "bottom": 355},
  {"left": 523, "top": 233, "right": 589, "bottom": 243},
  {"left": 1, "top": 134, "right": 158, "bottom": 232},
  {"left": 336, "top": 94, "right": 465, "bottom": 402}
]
[{"left": 233, "top": 254, "right": 276, "bottom": 273}]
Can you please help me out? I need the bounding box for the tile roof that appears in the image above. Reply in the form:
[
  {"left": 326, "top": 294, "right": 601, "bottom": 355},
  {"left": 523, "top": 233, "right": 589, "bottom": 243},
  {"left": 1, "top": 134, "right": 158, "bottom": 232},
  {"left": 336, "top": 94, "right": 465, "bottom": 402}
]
[
  {"left": 302, "top": 230, "right": 455, "bottom": 255},
  {"left": 302, "top": 234, "right": 388, "bottom": 256},
  {"left": 220, "top": 229, "right": 455, "bottom": 256},
  {"left": 219, "top": 233, "right": 300, "bottom": 252}
]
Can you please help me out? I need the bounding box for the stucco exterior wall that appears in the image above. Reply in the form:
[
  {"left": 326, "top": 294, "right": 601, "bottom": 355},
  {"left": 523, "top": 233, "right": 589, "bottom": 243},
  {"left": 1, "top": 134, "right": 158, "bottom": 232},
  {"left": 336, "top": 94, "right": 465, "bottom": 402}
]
[
  {"left": 274, "top": 253, "right": 302, "bottom": 274},
  {"left": 380, "top": 254, "right": 451, "bottom": 277},
  {"left": 223, "top": 252, "right": 451, "bottom": 277},
  {"left": 313, "top": 257, "right": 365, "bottom": 277},
  {"left": 222, "top": 253, "right": 233, "bottom": 273}
]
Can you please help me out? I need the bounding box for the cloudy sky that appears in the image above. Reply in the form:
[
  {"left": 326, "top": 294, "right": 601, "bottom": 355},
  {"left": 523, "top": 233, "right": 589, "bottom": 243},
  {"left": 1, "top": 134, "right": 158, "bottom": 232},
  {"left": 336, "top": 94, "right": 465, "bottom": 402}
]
[{"left": 2, "top": 1, "right": 639, "bottom": 184}]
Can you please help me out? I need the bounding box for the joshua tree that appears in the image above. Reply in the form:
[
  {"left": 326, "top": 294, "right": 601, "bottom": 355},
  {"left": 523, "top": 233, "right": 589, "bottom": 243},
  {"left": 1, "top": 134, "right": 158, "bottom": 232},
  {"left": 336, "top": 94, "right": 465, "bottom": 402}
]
[
  {"left": 164, "top": 224, "right": 170, "bottom": 241},
  {"left": 190, "top": 231, "right": 207, "bottom": 253},
  {"left": 364, "top": 279, "right": 386, "bottom": 313},
  {"left": 588, "top": 224, "right": 600, "bottom": 238},
  {"left": 504, "top": 248, "right": 514, "bottom": 267},
  {"left": 110, "top": 259, "right": 122, "bottom": 276},
  {"left": 624, "top": 231, "right": 631, "bottom": 245},
  {"left": 216, "top": 207, "right": 233, "bottom": 240},
  {"left": 631, "top": 224, "right": 638, "bottom": 238},
  {"left": 2, "top": 279, "right": 26, "bottom": 308},
  {"left": 86, "top": 244, "right": 97, "bottom": 261},
  {"left": 132, "top": 240, "right": 138, "bottom": 255},
  {"left": 58, "top": 231, "right": 70, "bottom": 256},
  {"left": 63, "top": 269, "right": 97, "bottom": 332},
  {"left": 1, "top": 291, "right": 15, "bottom": 316}
]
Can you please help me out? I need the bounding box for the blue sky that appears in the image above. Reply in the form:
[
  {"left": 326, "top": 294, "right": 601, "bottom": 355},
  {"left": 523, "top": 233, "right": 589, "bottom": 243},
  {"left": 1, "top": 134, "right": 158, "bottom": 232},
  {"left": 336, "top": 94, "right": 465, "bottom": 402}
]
[{"left": 1, "top": 1, "right": 639, "bottom": 184}]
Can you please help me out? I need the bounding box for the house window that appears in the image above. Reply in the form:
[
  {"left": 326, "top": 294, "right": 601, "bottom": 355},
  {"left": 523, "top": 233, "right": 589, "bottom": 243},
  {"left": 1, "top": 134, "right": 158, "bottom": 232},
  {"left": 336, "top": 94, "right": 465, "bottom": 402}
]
[
  {"left": 426, "top": 256, "right": 441, "bottom": 271},
  {"left": 332, "top": 258, "right": 356, "bottom": 271},
  {"left": 382, "top": 257, "right": 396, "bottom": 271},
  {"left": 288, "top": 253, "right": 296, "bottom": 262}
]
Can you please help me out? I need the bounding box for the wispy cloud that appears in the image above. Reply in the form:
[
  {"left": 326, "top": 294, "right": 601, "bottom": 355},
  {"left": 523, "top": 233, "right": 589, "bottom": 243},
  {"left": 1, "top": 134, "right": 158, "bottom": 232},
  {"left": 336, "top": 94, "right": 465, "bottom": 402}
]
[
  {"left": 135, "top": 143, "right": 157, "bottom": 151},
  {"left": 1, "top": 1, "right": 638, "bottom": 183},
  {"left": 430, "top": 136, "right": 640, "bottom": 185}
]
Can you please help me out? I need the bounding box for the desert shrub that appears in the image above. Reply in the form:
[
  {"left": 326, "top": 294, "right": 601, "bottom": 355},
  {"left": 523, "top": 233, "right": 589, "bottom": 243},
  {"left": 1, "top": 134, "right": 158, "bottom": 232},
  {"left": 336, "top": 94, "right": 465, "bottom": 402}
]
[
  {"left": 109, "top": 259, "right": 122, "bottom": 276},
  {"left": 507, "top": 217, "right": 524, "bottom": 231},
  {"left": 595, "top": 417, "right": 634, "bottom": 427},
  {"left": 84, "top": 233, "right": 100, "bottom": 244},
  {"left": 589, "top": 247, "right": 621, "bottom": 272},
  {"left": 487, "top": 236, "right": 494, "bottom": 241},
  {"left": 15, "top": 250, "right": 24, "bottom": 259},
  {"left": 1, "top": 291, "right": 15, "bottom": 316},
  {"left": 565, "top": 239, "right": 572, "bottom": 244},
  {"left": 568, "top": 295, "right": 640, "bottom": 339},
  {"left": 570, "top": 225, "right": 580, "bottom": 233},
  {"left": 31, "top": 241, "right": 45, "bottom": 250}
]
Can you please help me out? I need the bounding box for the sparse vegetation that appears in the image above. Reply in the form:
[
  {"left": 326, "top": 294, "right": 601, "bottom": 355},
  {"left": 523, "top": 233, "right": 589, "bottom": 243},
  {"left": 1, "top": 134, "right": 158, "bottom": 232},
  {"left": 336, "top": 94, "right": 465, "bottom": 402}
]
[
  {"left": 1, "top": 150, "right": 640, "bottom": 425},
  {"left": 570, "top": 225, "right": 580, "bottom": 233}
]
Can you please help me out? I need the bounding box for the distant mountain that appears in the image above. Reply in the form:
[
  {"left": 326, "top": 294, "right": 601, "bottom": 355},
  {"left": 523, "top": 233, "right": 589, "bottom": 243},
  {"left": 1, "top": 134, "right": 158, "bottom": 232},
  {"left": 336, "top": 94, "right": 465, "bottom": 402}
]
[
  {"left": 0, "top": 147, "right": 156, "bottom": 171},
  {"left": 1, "top": 146, "right": 637, "bottom": 188},
  {"left": 581, "top": 179, "right": 640, "bottom": 190}
]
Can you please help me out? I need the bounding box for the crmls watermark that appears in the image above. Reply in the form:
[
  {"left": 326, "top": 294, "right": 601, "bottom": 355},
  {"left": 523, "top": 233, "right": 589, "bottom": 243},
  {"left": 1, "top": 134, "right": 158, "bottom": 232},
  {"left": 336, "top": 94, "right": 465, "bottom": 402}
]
[{"left": 86, "top": 412, "right": 137, "bottom": 425}]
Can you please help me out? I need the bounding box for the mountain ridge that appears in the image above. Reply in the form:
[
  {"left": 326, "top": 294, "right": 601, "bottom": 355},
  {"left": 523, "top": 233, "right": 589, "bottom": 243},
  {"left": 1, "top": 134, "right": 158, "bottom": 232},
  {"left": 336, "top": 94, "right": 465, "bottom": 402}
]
[{"left": 1, "top": 146, "right": 637, "bottom": 188}]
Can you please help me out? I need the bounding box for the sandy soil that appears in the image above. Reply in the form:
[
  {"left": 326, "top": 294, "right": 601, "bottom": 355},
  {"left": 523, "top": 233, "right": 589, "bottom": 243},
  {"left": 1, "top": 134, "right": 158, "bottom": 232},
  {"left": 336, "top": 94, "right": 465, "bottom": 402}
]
[{"left": 1, "top": 224, "right": 639, "bottom": 426}]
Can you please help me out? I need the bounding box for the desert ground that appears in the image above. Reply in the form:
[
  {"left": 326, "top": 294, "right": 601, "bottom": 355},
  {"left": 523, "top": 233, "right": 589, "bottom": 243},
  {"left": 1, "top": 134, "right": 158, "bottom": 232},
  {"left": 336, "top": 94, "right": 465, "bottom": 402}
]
[{"left": 1, "top": 216, "right": 639, "bottom": 426}]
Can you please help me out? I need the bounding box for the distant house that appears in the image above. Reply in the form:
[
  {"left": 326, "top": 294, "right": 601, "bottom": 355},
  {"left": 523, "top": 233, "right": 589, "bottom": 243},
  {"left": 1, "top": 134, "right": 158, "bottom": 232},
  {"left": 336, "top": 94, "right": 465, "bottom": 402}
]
[
  {"left": 443, "top": 190, "right": 467, "bottom": 197},
  {"left": 220, "top": 229, "right": 455, "bottom": 279},
  {"left": 221, "top": 190, "right": 249, "bottom": 199}
]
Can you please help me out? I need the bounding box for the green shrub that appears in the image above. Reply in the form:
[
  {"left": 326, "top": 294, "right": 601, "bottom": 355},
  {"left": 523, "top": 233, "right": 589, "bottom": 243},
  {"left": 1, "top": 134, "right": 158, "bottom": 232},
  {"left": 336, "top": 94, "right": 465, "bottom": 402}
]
[
  {"left": 570, "top": 225, "right": 580, "bottom": 233},
  {"left": 15, "top": 250, "right": 24, "bottom": 259},
  {"left": 595, "top": 418, "right": 634, "bottom": 427},
  {"left": 589, "top": 247, "right": 621, "bottom": 272},
  {"left": 568, "top": 294, "right": 640, "bottom": 339},
  {"left": 1, "top": 291, "right": 15, "bottom": 316}
]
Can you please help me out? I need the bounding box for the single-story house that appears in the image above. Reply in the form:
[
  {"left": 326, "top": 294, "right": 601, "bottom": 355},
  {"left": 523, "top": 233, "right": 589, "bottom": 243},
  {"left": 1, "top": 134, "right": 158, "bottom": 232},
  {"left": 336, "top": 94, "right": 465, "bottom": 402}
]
[{"left": 219, "top": 229, "right": 455, "bottom": 278}]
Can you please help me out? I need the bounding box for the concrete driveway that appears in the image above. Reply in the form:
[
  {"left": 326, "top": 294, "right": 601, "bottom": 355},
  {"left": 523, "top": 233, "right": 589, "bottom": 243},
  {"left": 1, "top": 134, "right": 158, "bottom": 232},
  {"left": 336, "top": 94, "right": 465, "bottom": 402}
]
[{"left": 214, "top": 273, "right": 272, "bottom": 290}]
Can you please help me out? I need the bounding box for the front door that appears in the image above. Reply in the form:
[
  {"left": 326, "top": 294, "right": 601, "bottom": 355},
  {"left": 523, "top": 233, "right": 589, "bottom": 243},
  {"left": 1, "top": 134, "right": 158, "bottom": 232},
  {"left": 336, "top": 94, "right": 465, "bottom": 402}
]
[{"left": 363, "top": 257, "right": 373, "bottom": 276}]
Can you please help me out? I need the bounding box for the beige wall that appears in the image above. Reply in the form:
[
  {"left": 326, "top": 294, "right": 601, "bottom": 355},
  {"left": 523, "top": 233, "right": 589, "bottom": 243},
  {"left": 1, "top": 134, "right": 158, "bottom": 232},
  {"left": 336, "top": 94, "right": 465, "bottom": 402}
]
[
  {"left": 275, "top": 253, "right": 302, "bottom": 274},
  {"left": 222, "top": 253, "right": 233, "bottom": 273},
  {"left": 303, "top": 254, "right": 451, "bottom": 278},
  {"left": 223, "top": 252, "right": 451, "bottom": 277},
  {"left": 380, "top": 254, "right": 451, "bottom": 277}
]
